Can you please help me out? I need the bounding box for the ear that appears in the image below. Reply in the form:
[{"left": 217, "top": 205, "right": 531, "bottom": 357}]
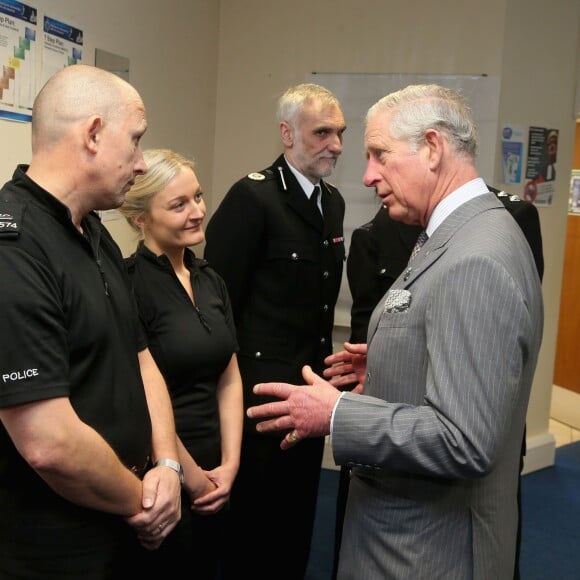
[
  {"left": 132, "top": 212, "right": 146, "bottom": 230},
  {"left": 279, "top": 121, "right": 294, "bottom": 147},
  {"left": 84, "top": 115, "right": 103, "bottom": 154},
  {"left": 424, "top": 128, "right": 445, "bottom": 170}
]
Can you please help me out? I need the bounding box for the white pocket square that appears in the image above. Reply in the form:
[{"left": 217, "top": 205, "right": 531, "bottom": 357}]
[{"left": 383, "top": 289, "right": 412, "bottom": 313}]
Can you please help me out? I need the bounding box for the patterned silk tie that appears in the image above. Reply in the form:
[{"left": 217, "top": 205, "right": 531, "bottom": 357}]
[{"left": 409, "top": 230, "right": 428, "bottom": 261}]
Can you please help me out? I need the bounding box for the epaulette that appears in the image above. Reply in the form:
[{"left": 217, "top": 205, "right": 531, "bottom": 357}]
[
  {"left": 356, "top": 220, "right": 374, "bottom": 233},
  {"left": 494, "top": 189, "right": 522, "bottom": 203},
  {"left": 0, "top": 195, "right": 24, "bottom": 239},
  {"left": 246, "top": 169, "right": 276, "bottom": 182}
]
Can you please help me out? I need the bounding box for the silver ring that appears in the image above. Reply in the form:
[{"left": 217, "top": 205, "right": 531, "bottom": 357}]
[
  {"left": 288, "top": 430, "right": 299, "bottom": 443},
  {"left": 158, "top": 522, "right": 166, "bottom": 531}
]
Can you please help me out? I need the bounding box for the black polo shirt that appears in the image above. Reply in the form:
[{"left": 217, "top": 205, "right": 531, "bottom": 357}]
[{"left": 0, "top": 166, "right": 151, "bottom": 526}]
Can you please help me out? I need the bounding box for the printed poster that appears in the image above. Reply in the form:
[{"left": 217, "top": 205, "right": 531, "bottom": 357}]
[
  {"left": 41, "top": 14, "right": 82, "bottom": 88},
  {"left": 569, "top": 170, "right": 580, "bottom": 214},
  {"left": 523, "top": 126, "right": 558, "bottom": 207},
  {"left": 0, "top": 0, "right": 37, "bottom": 122},
  {"left": 501, "top": 124, "right": 524, "bottom": 184}
]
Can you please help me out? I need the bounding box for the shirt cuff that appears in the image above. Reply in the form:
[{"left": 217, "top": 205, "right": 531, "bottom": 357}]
[{"left": 329, "top": 391, "right": 346, "bottom": 442}]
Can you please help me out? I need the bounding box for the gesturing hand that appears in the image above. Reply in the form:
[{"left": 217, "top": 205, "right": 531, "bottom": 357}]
[
  {"left": 247, "top": 365, "right": 342, "bottom": 450},
  {"left": 323, "top": 342, "right": 368, "bottom": 394}
]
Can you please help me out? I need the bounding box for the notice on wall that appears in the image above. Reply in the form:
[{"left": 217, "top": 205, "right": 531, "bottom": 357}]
[
  {"left": 40, "top": 14, "right": 82, "bottom": 88},
  {"left": 0, "top": 0, "right": 37, "bottom": 122},
  {"left": 501, "top": 124, "right": 524, "bottom": 184},
  {"left": 523, "top": 126, "right": 558, "bottom": 207},
  {"left": 569, "top": 170, "right": 580, "bottom": 214}
]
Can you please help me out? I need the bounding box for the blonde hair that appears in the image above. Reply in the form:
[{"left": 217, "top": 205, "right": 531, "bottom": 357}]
[{"left": 118, "top": 148, "right": 195, "bottom": 234}]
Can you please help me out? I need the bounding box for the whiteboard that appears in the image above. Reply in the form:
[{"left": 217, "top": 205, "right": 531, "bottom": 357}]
[{"left": 309, "top": 73, "right": 501, "bottom": 327}]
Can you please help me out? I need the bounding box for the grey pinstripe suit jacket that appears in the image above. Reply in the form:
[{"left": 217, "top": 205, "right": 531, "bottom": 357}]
[{"left": 332, "top": 193, "right": 544, "bottom": 580}]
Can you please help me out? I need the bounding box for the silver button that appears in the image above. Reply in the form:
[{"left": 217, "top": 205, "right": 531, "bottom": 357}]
[
  {"left": 255, "top": 351, "right": 262, "bottom": 358},
  {"left": 323, "top": 271, "right": 329, "bottom": 278},
  {"left": 291, "top": 252, "right": 298, "bottom": 260},
  {"left": 380, "top": 268, "right": 387, "bottom": 275},
  {"left": 320, "top": 337, "right": 326, "bottom": 344},
  {"left": 323, "top": 240, "right": 329, "bottom": 247},
  {"left": 323, "top": 304, "right": 328, "bottom": 312}
]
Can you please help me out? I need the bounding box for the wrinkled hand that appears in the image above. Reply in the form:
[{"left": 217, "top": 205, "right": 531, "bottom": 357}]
[
  {"left": 125, "top": 466, "right": 182, "bottom": 550},
  {"left": 247, "top": 365, "right": 342, "bottom": 450},
  {"left": 323, "top": 342, "right": 367, "bottom": 394},
  {"left": 191, "top": 464, "right": 237, "bottom": 515}
]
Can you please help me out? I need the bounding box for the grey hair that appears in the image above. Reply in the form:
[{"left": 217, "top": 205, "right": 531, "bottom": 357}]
[
  {"left": 276, "top": 83, "right": 341, "bottom": 127},
  {"left": 118, "top": 148, "right": 195, "bottom": 234},
  {"left": 366, "top": 84, "right": 478, "bottom": 158}
]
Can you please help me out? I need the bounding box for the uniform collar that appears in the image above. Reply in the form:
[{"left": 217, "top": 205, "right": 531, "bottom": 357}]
[
  {"left": 283, "top": 156, "right": 320, "bottom": 197},
  {"left": 135, "top": 242, "right": 207, "bottom": 272},
  {"left": 11, "top": 164, "right": 98, "bottom": 233}
]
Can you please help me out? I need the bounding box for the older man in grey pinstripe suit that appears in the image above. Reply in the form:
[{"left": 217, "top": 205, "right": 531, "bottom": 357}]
[{"left": 247, "top": 84, "right": 543, "bottom": 579}]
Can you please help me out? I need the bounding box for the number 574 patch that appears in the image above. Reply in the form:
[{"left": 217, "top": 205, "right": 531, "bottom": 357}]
[{"left": 0, "top": 202, "right": 23, "bottom": 239}]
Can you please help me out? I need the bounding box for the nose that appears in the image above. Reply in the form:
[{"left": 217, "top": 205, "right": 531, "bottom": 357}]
[
  {"left": 327, "top": 133, "right": 343, "bottom": 154},
  {"left": 189, "top": 198, "right": 206, "bottom": 218},
  {"left": 363, "top": 157, "right": 381, "bottom": 187},
  {"left": 134, "top": 148, "right": 147, "bottom": 175}
]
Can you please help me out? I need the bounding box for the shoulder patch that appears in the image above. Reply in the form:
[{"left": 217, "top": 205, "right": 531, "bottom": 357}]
[
  {"left": 0, "top": 201, "right": 23, "bottom": 239},
  {"left": 248, "top": 172, "right": 266, "bottom": 181}
]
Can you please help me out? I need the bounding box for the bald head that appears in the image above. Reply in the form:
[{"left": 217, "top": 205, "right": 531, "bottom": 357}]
[{"left": 31, "top": 64, "right": 143, "bottom": 152}]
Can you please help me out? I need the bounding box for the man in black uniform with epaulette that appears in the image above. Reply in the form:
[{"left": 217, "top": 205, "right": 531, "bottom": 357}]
[{"left": 204, "top": 83, "right": 347, "bottom": 580}]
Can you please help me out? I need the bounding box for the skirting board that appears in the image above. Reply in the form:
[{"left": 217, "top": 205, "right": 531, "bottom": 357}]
[
  {"left": 522, "top": 432, "right": 556, "bottom": 475},
  {"left": 322, "top": 432, "right": 557, "bottom": 475},
  {"left": 551, "top": 385, "right": 580, "bottom": 430}
]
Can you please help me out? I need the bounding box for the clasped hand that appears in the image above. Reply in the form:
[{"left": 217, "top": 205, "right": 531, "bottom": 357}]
[{"left": 125, "top": 465, "right": 182, "bottom": 550}]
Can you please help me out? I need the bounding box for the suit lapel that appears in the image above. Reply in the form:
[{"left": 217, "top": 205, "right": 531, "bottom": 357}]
[
  {"left": 401, "top": 194, "right": 503, "bottom": 287},
  {"left": 368, "top": 194, "right": 505, "bottom": 344}
]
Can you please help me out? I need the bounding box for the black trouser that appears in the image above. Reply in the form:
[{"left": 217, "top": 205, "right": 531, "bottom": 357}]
[{"left": 221, "top": 431, "right": 325, "bottom": 580}]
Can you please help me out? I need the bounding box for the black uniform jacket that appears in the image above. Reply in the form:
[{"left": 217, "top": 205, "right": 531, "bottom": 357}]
[{"left": 204, "top": 155, "right": 346, "bottom": 428}]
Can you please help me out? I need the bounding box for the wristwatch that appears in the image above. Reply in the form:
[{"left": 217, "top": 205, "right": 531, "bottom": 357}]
[{"left": 155, "top": 458, "right": 185, "bottom": 485}]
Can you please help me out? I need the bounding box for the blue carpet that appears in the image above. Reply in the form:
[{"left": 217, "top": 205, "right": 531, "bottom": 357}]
[
  {"left": 519, "top": 442, "right": 580, "bottom": 579},
  {"left": 307, "top": 442, "right": 580, "bottom": 580}
]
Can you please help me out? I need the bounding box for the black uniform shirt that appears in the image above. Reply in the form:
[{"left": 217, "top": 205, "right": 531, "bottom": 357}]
[
  {"left": 0, "top": 166, "right": 151, "bottom": 512},
  {"left": 126, "top": 244, "right": 238, "bottom": 468}
]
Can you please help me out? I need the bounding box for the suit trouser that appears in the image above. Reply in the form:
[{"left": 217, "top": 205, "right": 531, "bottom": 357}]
[{"left": 221, "top": 431, "right": 324, "bottom": 580}]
